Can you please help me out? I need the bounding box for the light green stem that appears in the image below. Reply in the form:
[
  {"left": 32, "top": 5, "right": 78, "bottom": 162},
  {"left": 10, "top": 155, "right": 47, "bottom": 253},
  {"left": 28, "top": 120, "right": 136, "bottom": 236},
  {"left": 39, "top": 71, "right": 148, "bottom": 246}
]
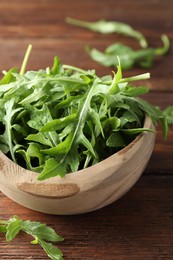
[
  {"left": 120, "top": 73, "right": 150, "bottom": 83},
  {"left": 20, "top": 44, "right": 32, "bottom": 75}
]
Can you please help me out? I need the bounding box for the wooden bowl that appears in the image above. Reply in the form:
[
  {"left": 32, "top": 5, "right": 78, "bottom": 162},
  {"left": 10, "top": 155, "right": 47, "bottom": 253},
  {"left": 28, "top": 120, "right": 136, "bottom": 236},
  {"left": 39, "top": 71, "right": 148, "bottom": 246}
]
[{"left": 0, "top": 116, "right": 155, "bottom": 215}]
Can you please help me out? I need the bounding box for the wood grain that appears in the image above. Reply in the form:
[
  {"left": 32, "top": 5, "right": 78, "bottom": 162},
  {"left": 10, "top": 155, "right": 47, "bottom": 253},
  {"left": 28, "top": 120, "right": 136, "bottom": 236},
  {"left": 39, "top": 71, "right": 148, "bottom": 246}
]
[
  {"left": 0, "top": 0, "right": 173, "bottom": 259},
  {"left": 1, "top": 175, "right": 173, "bottom": 260}
]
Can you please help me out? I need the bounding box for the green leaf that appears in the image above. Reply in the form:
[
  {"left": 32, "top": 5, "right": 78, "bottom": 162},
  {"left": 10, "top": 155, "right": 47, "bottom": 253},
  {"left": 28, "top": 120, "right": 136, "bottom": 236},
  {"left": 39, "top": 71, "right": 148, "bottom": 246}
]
[
  {"left": 163, "top": 106, "right": 173, "bottom": 125},
  {"left": 20, "top": 220, "right": 64, "bottom": 242},
  {"left": 102, "top": 117, "right": 121, "bottom": 131},
  {"left": 38, "top": 240, "right": 64, "bottom": 260},
  {"left": 134, "top": 98, "right": 159, "bottom": 126},
  {"left": 6, "top": 216, "right": 22, "bottom": 242},
  {"left": 106, "top": 132, "right": 126, "bottom": 147},
  {"left": 108, "top": 70, "right": 121, "bottom": 95},
  {"left": 0, "top": 140, "right": 10, "bottom": 154},
  {"left": 41, "top": 113, "right": 77, "bottom": 132},
  {"left": 38, "top": 158, "right": 66, "bottom": 180},
  {"left": 2, "top": 98, "right": 23, "bottom": 162},
  {"left": 80, "top": 132, "right": 96, "bottom": 157},
  {"left": 0, "top": 215, "right": 64, "bottom": 260},
  {"left": 27, "top": 104, "right": 54, "bottom": 131},
  {"left": 25, "top": 143, "right": 44, "bottom": 166},
  {"left": 19, "top": 82, "right": 50, "bottom": 105},
  {"left": 12, "top": 123, "right": 28, "bottom": 137},
  {"left": 88, "top": 107, "right": 104, "bottom": 137},
  {"left": 26, "top": 133, "right": 52, "bottom": 147},
  {"left": 86, "top": 36, "right": 170, "bottom": 70},
  {"left": 120, "top": 110, "right": 141, "bottom": 127},
  {"left": 68, "top": 147, "right": 80, "bottom": 172},
  {"left": 42, "top": 133, "right": 73, "bottom": 156},
  {"left": 66, "top": 17, "right": 148, "bottom": 48},
  {"left": 27, "top": 104, "right": 59, "bottom": 147},
  {"left": 122, "top": 128, "right": 155, "bottom": 135},
  {"left": 51, "top": 56, "right": 62, "bottom": 76},
  {"left": 158, "top": 114, "right": 168, "bottom": 140},
  {"left": 123, "top": 85, "right": 149, "bottom": 97},
  {"left": 42, "top": 78, "right": 107, "bottom": 173},
  {"left": 0, "top": 68, "right": 18, "bottom": 85},
  {"left": 55, "top": 95, "right": 82, "bottom": 110}
]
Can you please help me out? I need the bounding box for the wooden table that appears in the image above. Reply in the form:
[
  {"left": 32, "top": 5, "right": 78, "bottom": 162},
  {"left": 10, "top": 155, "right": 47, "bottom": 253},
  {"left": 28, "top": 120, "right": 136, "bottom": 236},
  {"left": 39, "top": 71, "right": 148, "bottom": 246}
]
[{"left": 0, "top": 0, "right": 173, "bottom": 259}]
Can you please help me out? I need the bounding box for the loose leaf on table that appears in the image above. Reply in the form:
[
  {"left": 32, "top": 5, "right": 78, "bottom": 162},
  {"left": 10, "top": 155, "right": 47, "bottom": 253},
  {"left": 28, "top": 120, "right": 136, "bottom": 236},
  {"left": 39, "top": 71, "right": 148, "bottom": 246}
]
[
  {"left": 86, "top": 34, "right": 170, "bottom": 69},
  {"left": 5, "top": 216, "right": 22, "bottom": 241},
  {"left": 66, "top": 17, "right": 148, "bottom": 48},
  {"left": 0, "top": 215, "right": 64, "bottom": 260},
  {"left": 163, "top": 106, "right": 173, "bottom": 125},
  {"left": 38, "top": 240, "right": 64, "bottom": 260}
]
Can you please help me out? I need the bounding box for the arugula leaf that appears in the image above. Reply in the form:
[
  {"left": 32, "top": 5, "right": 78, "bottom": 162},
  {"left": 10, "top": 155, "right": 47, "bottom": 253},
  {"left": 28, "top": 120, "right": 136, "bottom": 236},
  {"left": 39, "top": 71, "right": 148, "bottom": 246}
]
[
  {"left": 86, "top": 35, "right": 170, "bottom": 69},
  {"left": 18, "top": 142, "right": 45, "bottom": 170},
  {"left": 0, "top": 98, "right": 23, "bottom": 162},
  {"left": 6, "top": 216, "right": 22, "bottom": 242},
  {"left": 51, "top": 56, "right": 62, "bottom": 76},
  {"left": 38, "top": 239, "right": 63, "bottom": 260},
  {"left": 41, "top": 113, "right": 77, "bottom": 132},
  {"left": 163, "top": 106, "right": 173, "bottom": 125},
  {"left": 0, "top": 67, "right": 18, "bottom": 85},
  {"left": 106, "top": 132, "right": 126, "bottom": 147},
  {"left": 37, "top": 158, "right": 66, "bottom": 180},
  {"left": 20, "top": 219, "right": 64, "bottom": 242},
  {"left": 66, "top": 17, "right": 148, "bottom": 48},
  {"left": 0, "top": 215, "right": 64, "bottom": 260}
]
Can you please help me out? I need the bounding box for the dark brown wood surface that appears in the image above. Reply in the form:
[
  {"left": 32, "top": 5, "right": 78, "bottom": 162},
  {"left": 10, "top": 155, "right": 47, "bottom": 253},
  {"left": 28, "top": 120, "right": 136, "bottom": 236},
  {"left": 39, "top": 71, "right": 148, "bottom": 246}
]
[{"left": 0, "top": 0, "right": 173, "bottom": 259}]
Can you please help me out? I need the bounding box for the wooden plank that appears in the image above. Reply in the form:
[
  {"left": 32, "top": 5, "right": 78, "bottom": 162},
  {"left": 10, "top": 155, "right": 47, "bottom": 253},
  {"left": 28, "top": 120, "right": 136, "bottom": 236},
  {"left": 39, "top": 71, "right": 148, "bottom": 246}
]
[{"left": 0, "top": 175, "right": 173, "bottom": 259}]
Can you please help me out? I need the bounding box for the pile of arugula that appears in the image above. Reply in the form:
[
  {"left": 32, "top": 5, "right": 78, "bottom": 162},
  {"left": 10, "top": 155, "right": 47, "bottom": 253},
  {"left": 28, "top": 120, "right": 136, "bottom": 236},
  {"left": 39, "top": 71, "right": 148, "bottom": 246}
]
[
  {"left": 0, "top": 215, "right": 64, "bottom": 260},
  {"left": 0, "top": 45, "right": 168, "bottom": 180}
]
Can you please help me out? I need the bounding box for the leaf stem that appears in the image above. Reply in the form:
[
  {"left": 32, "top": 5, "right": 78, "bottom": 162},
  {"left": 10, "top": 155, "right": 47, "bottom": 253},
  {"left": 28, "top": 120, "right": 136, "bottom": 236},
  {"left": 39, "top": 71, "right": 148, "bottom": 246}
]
[
  {"left": 120, "top": 73, "right": 150, "bottom": 83},
  {"left": 0, "top": 220, "right": 8, "bottom": 225},
  {"left": 154, "top": 34, "right": 170, "bottom": 55},
  {"left": 104, "top": 73, "right": 150, "bottom": 85},
  {"left": 20, "top": 44, "right": 32, "bottom": 75},
  {"left": 63, "top": 64, "right": 89, "bottom": 74},
  {"left": 66, "top": 17, "right": 92, "bottom": 30}
]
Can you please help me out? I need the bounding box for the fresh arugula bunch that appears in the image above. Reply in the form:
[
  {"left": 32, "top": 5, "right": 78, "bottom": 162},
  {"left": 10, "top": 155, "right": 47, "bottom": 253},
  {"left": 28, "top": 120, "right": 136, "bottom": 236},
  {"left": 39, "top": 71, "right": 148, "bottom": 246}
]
[
  {"left": 66, "top": 18, "right": 170, "bottom": 69},
  {"left": 0, "top": 215, "right": 64, "bottom": 260},
  {"left": 0, "top": 45, "right": 168, "bottom": 180}
]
